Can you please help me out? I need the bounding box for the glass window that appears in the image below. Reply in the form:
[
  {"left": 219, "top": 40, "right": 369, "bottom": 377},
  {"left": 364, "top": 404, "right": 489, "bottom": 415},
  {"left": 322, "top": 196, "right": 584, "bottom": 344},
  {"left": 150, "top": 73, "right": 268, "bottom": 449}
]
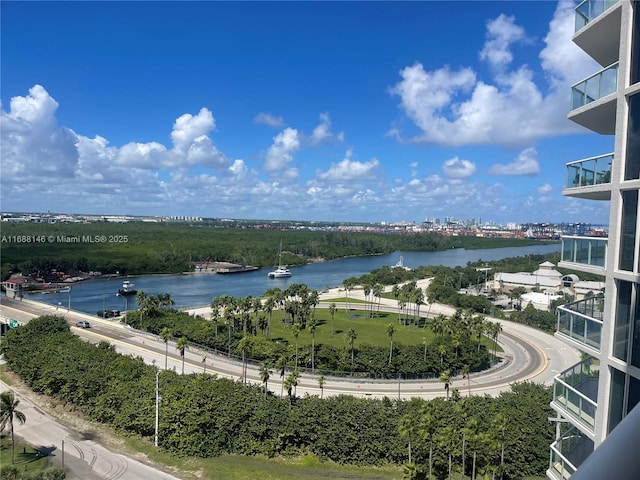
[
  {"left": 626, "top": 94, "right": 640, "bottom": 180},
  {"left": 628, "top": 376, "right": 640, "bottom": 415},
  {"left": 609, "top": 368, "right": 626, "bottom": 433},
  {"left": 631, "top": 285, "right": 640, "bottom": 368},
  {"left": 632, "top": 1, "right": 640, "bottom": 85},
  {"left": 618, "top": 190, "right": 638, "bottom": 271},
  {"left": 614, "top": 281, "right": 633, "bottom": 361}
]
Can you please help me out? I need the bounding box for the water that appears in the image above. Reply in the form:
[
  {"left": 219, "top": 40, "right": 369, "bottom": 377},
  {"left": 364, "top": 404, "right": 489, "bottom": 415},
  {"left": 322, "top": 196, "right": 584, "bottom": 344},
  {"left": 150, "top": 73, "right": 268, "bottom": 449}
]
[{"left": 27, "top": 244, "right": 560, "bottom": 315}]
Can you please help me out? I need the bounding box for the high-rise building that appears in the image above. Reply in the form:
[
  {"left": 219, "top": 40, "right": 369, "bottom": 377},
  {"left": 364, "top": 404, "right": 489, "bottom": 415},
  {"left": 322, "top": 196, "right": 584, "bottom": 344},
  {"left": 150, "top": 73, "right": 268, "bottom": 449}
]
[{"left": 548, "top": 1, "right": 640, "bottom": 479}]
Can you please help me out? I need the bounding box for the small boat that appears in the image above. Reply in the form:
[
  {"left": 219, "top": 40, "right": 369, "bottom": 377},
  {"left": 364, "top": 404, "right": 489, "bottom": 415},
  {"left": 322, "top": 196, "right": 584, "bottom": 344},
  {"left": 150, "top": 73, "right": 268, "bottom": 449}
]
[
  {"left": 267, "top": 241, "right": 292, "bottom": 278},
  {"left": 117, "top": 280, "right": 138, "bottom": 296}
]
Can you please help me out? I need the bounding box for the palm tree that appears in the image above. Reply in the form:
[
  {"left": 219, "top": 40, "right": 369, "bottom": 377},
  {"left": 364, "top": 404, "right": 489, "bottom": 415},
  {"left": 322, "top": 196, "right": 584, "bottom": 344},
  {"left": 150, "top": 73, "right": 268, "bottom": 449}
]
[
  {"left": 386, "top": 323, "right": 396, "bottom": 365},
  {"left": 398, "top": 413, "right": 416, "bottom": 464},
  {"left": 344, "top": 328, "right": 358, "bottom": 366},
  {"left": 201, "top": 355, "right": 207, "bottom": 374},
  {"left": 462, "top": 364, "right": 471, "bottom": 397},
  {"left": 275, "top": 355, "right": 287, "bottom": 397},
  {"left": 176, "top": 336, "right": 188, "bottom": 374},
  {"left": 160, "top": 327, "right": 172, "bottom": 370},
  {"left": 237, "top": 336, "right": 252, "bottom": 383},
  {"left": 259, "top": 360, "right": 272, "bottom": 398},
  {"left": 292, "top": 323, "right": 301, "bottom": 369},
  {"left": 329, "top": 302, "right": 336, "bottom": 335},
  {"left": 308, "top": 318, "right": 317, "bottom": 372},
  {"left": 0, "top": 391, "right": 27, "bottom": 464},
  {"left": 318, "top": 375, "right": 326, "bottom": 399},
  {"left": 440, "top": 369, "right": 452, "bottom": 399},
  {"left": 438, "top": 344, "right": 447, "bottom": 367},
  {"left": 419, "top": 401, "right": 439, "bottom": 480}
]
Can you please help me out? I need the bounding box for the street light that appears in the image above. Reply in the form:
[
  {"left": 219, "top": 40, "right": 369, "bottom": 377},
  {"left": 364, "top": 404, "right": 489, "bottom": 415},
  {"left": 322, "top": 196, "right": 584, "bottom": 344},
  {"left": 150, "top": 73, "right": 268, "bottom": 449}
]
[
  {"left": 155, "top": 367, "right": 160, "bottom": 447},
  {"left": 61, "top": 435, "right": 66, "bottom": 470},
  {"left": 67, "top": 286, "right": 71, "bottom": 311}
]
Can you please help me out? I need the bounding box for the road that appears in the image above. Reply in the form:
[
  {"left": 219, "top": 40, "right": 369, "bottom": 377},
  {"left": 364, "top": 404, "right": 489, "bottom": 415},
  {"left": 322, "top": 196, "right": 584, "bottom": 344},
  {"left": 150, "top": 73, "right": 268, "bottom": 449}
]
[{"left": 0, "top": 288, "right": 579, "bottom": 478}]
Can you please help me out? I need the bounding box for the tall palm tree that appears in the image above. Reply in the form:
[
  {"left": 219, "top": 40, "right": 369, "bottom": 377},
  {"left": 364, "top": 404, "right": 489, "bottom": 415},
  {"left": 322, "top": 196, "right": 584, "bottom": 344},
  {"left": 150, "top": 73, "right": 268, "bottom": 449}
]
[
  {"left": 160, "top": 327, "right": 172, "bottom": 370},
  {"left": 259, "top": 360, "right": 272, "bottom": 398},
  {"left": 0, "top": 391, "right": 27, "bottom": 464},
  {"left": 398, "top": 413, "right": 416, "bottom": 464},
  {"left": 292, "top": 323, "right": 301, "bottom": 369},
  {"left": 419, "top": 401, "right": 439, "bottom": 480},
  {"left": 439, "top": 369, "right": 452, "bottom": 399},
  {"left": 329, "top": 302, "right": 336, "bottom": 335},
  {"left": 344, "top": 328, "right": 358, "bottom": 366},
  {"left": 275, "top": 355, "right": 287, "bottom": 397},
  {"left": 237, "top": 336, "right": 252, "bottom": 383},
  {"left": 462, "top": 364, "right": 471, "bottom": 397},
  {"left": 308, "top": 318, "right": 317, "bottom": 372},
  {"left": 386, "top": 323, "right": 396, "bottom": 365},
  {"left": 176, "top": 336, "right": 188, "bottom": 374},
  {"left": 317, "top": 375, "right": 326, "bottom": 399}
]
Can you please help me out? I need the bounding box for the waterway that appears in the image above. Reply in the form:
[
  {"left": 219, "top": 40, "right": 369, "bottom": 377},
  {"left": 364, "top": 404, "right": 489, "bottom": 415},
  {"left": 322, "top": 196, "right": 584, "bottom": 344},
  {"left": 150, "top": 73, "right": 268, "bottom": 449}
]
[{"left": 26, "top": 243, "right": 560, "bottom": 315}]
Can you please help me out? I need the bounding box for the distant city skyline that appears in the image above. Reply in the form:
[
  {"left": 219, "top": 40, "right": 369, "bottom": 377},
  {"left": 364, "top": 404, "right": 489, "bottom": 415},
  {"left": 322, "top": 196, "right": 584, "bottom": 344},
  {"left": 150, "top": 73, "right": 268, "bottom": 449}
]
[{"left": 1, "top": 0, "right": 612, "bottom": 224}]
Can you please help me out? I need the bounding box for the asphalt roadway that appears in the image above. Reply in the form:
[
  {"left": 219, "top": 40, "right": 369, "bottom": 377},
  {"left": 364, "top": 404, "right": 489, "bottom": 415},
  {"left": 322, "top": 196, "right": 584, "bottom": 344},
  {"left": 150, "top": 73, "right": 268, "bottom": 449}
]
[{"left": 0, "top": 288, "right": 580, "bottom": 479}]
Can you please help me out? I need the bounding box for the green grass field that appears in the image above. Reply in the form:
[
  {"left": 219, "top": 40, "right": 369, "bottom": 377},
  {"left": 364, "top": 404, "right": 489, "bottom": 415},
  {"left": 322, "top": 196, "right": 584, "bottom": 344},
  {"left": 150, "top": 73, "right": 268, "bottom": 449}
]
[{"left": 0, "top": 436, "right": 50, "bottom": 472}]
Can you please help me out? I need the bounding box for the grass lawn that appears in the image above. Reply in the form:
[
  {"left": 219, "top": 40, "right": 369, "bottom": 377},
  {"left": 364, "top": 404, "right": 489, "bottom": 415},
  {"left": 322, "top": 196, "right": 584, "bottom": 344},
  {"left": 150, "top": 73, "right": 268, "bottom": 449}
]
[
  {"left": 265, "top": 304, "right": 500, "bottom": 353},
  {"left": 0, "top": 436, "right": 50, "bottom": 472}
]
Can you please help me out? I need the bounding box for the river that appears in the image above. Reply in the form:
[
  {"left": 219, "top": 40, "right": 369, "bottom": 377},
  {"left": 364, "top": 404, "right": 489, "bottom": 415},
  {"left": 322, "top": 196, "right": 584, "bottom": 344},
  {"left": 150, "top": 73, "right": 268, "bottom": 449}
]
[{"left": 27, "top": 243, "right": 560, "bottom": 315}]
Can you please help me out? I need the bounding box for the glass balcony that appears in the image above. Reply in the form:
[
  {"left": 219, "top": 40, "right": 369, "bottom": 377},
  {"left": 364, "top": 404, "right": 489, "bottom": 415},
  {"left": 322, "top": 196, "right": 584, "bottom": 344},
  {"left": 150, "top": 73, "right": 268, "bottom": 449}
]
[
  {"left": 557, "top": 296, "right": 604, "bottom": 352},
  {"left": 552, "top": 358, "right": 599, "bottom": 434},
  {"left": 560, "top": 236, "right": 607, "bottom": 270},
  {"left": 549, "top": 427, "right": 594, "bottom": 480},
  {"left": 571, "top": 63, "right": 618, "bottom": 111},
  {"left": 575, "top": 0, "right": 619, "bottom": 32},
  {"left": 565, "top": 154, "right": 612, "bottom": 189}
]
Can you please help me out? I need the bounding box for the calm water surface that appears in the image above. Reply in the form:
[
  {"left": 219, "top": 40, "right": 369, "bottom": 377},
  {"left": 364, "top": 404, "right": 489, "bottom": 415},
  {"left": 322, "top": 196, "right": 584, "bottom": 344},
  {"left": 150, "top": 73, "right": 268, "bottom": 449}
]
[{"left": 28, "top": 243, "right": 560, "bottom": 315}]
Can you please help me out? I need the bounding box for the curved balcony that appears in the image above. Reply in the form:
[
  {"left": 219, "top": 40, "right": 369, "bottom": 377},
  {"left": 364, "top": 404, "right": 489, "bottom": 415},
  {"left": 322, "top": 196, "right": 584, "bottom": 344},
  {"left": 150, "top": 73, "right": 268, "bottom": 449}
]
[
  {"left": 569, "top": 63, "right": 618, "bottom": 135},
  {"left": 548, "top": 426, "right": 594, "bottom": 480},
  {"left": 564, "top": 153, "right": 612, "bottom": 200},
  {"left": 557, "top": 296, "right": 604, "bottom": 354},
  {"left": 560, "top": 236, "right": 607, "bottom": 275},
  {"left": 552, "top": 357, "right": 599, "bottom": 436}
]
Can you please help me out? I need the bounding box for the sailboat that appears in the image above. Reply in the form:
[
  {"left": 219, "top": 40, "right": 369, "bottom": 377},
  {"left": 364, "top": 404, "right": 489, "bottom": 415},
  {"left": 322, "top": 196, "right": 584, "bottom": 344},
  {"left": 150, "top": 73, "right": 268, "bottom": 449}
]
[{"left": 267, "top": 240, "right": 292, "bottom": 278}]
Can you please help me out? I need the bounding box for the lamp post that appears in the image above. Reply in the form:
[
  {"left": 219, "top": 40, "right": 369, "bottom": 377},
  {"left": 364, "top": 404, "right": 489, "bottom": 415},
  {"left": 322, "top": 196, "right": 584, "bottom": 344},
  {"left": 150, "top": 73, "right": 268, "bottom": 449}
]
[
  {"left": 61, "top": 436, "right": 66, "bottom": 470},
  {"left": 67, "top": 286, "right": 71, "bottom": 311},
  {"left": 155, "top": 367, "right": 160, "bottom": 447}
]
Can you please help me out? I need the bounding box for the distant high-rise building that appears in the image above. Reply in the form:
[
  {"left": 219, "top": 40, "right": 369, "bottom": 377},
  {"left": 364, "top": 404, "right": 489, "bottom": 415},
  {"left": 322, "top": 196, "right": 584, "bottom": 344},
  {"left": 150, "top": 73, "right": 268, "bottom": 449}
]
[{"left": 548, "top": 1, "right": 640, "bottom": 479}]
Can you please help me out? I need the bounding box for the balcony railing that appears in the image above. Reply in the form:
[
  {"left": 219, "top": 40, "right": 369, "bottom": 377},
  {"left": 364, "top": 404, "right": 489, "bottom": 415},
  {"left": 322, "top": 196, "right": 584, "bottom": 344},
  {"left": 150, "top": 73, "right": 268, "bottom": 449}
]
[
  {"left": 561, "top": 236, "right": 607, "bottom": 269},
  {"left": 571, "top": 63, "right": 618, "bottom": 111},
  {"left": 557, "top": 296, "right": 604, "bottom": 352},
  {"left": 548, "top": 426, "right": 594, "bottom": 480},
  {"left": 575, "top": 0, "right": 619, "bottom": 32},
  {"left": 565, "top": 154, "right": 612, "bottom": 189},
  {"left": 552, "top": 358, "right": 599, "bottom": 434}
]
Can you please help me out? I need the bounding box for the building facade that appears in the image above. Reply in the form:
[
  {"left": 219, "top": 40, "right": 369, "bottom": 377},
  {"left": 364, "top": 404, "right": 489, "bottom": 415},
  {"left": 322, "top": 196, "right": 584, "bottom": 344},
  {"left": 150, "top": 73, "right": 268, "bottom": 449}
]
[{"left": 548, "top": 1, "right": 640, "bottom": 478}]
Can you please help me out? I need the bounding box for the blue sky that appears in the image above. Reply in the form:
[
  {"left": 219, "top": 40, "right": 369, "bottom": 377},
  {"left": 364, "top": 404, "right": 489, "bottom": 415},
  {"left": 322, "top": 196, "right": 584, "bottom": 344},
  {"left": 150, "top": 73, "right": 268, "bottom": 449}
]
[{"left": 1, "top": 0, "right": 613, "bottom": 224}]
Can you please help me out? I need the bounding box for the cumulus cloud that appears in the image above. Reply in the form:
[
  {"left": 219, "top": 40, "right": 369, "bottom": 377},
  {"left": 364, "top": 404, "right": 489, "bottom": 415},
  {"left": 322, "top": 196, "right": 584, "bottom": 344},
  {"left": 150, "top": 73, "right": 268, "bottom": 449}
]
[
  {"left": 264, "top": 127, "right": 300, "bottom": 171},
  {"left": 442, "top": 156, "right": 477, "bottom": 179},
  {"left": 389, "top": 0, "right": 592, "bottom": 148},
  {"left": 1, "top": 85, "right": 79, "bottom": 178},
  {"left": 171, "top": 108, "right": 216, "bottom": 153},
  {"left": 479, "top": 14, "right": 528, "bottom": 70},
  {"left": 309, "top": 112, "right": 344, "bottom": 145},
  {"left": 317, "top": 150, "right": 380, "bottom": 181},
  {"left": 488, "top": 147, "right": 540, "bottom": 175},
  {"left": 254, "top": 112, "right": 284, "bottom": 128}
]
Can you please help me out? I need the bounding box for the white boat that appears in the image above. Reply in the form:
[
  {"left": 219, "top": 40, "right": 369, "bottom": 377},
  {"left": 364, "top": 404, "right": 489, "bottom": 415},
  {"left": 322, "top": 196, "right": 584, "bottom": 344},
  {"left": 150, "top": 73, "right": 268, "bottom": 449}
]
[
  {"left": 267, "top": 241, "right": 292, "bottom": 278},
  {"left": 118, "top": 280, "right": 138, "bottom": 296}
]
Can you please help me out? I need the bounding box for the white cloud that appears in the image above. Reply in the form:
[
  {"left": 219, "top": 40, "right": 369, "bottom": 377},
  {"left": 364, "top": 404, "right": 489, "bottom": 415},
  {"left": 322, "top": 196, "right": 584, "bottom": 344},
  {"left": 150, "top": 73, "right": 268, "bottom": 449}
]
[
  {"left": 488, "top": 147, "right": 540, "bottom": 176},
  {"left": 479, "top": 14, "right": 528, "bottom": 70},
  {"left": 254, "top": 112, "right": 284, "bottom": 128},
  {"left": 264, "top": 127, "right": 300, "bottom": 171},
  {"left": 1, "top": 85, "right": 79, "bottom": 178},
  {"left": 309, "top": 112, "right": 343, "bottom": 145},
  {"left": 537, "top": 183, "right": 553, "bottom": 194},
  {"left": 389, "top": 0, "right": 590, "bottom": 148},
  {"left": 171, "top": 108, "right": 216, "bottom": 153},
  {"left": 442, "top": 156, "right": 477, "bottom": 179},
  {"left": 317, "top": 150, "right": 380, "bottom": 181}
]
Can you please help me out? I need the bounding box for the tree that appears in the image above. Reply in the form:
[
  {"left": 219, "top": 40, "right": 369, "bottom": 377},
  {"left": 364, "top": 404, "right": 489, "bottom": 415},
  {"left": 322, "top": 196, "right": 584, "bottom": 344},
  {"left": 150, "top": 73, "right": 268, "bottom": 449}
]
[
  {"left": 462, "top": 364, "right": 471, "bottom": 397},
  {"left": 344, "top": 328, "right": 358, "bottom": 366},
  {"left": 440, "top": 369, "right": 452, "bottom": 399},
  {"left": 308, "top": 318, "right": 318, "bottom": 372},
  {"left": 160, "top": 327, "right": 172, "bottom": 370},
  {"left": 0, "top": 391, "right": 27, "bottom": 464},
  {"left": 176, "top": 336, "right": 188, "bottom": 374},
  {"left": 318, "top": 374, "right": 326, "bottom": 399},
  {"left": 237, "top": 336, "right": 252, "bottom": 383},
  {"left": 386, "top": 323, "right": 396, "bottom": 365},
  {"left": 259, "top": 360, "right": 272, "bottom": 398},
  {"left": 329, "top": 302, "right": 337, "bottom": 335},
  {"left": 275, "top": 355, "right": 287, "bottom": 397},
  {"left": 292, "top": 323, "right": 302, "bottom": 369}
]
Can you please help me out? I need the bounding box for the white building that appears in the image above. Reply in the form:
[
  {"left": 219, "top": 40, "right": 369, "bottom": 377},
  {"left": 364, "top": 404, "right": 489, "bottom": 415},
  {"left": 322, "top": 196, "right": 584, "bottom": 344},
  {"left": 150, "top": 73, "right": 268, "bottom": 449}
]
[{"left": 548, "top": 2, "right": 640, "bottom": 479}]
